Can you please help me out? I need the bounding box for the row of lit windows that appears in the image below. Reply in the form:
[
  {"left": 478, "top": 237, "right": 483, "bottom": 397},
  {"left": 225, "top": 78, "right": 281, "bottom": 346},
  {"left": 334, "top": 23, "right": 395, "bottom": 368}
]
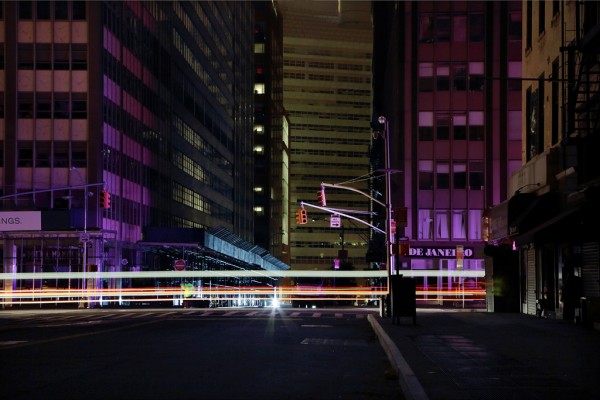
[
  {"left": 417, "top": 209, "right": 482, "bottom": 241},
  {"left": 283, "top": 60, "right": 369, "bottom": 72},
  {"left": 283, "top": 46, "right": 371, "bottom": 60},
  {"left": 288, "top": 110, "right": 369, "bottom": 122},
  {"left": 418, "top": 111, "right": 483, "bottom": 141},
  {"left": 284, "top": 72, "right": 371, "bottom": 84},
  {"left": 173, "top": 115, "right": 233, "bottom": 176},
  {"left": 173, "top": 181, "right": 210, "bottom": 215},
  {"left": 292, "top": 162, "right": 369, "bottom": 171},
  {"left": 418, "top": 62, "right": 521, "bottom": 93},
  {"left": 292, "top": 241, "right": 368, "bottom": 249},
  {"left": 418, "top": 160, "right": 484, "bottom": 190},
  {"left": 419, "top": 13, "right": 487, "bottom": 43},
  {"left": 173, "top": 150, "right": 232, "bottom": 199},
  {"left": 292, "top": 124, "right": 368, "bottom": 134},
  {"left": 291, "top": 149, "right": 369, "bottom": 159},
  {"left": 292, "top": 136, "right": 371, "bottom": 145}
]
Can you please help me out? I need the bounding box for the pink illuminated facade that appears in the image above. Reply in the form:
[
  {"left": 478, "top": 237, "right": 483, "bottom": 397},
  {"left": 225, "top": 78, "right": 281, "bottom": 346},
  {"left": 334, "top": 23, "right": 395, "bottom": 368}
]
[
  {"left": 1, "top": 1, "right": 288, "bottom": 304},
  {"left": 371, "top": 1, "right": 522, "bottom": 309}
]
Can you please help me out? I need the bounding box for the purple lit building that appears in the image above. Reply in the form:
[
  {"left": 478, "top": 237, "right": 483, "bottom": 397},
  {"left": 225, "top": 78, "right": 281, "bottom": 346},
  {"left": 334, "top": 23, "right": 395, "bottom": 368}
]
[{"left": 371, "top": 1, "right": 522, "bottom": 309}]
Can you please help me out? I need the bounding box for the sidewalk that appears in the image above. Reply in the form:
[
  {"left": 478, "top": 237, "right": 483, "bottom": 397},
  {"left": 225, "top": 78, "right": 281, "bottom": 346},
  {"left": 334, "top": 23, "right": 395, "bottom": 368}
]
[{"left": 369, "top": 309, "right": 600, "bottom": 400}]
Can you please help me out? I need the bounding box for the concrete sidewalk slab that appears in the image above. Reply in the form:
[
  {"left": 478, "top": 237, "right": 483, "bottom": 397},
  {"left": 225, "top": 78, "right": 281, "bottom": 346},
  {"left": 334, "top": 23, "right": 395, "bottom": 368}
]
[{"left": 370, "top": 309, "right": 600, "bottom": 400}]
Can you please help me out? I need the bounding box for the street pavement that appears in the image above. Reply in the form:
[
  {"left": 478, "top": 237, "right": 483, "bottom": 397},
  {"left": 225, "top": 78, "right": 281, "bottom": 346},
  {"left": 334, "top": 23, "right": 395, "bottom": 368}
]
[{"left": 368, "top": 309, "right": 600, "bottom": 400}]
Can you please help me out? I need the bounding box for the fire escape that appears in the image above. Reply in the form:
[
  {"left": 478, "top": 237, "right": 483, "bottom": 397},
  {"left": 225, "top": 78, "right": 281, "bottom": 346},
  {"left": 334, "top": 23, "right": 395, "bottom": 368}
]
[{"left": 563, "top": 1, "right": 600, "bottom": 186}]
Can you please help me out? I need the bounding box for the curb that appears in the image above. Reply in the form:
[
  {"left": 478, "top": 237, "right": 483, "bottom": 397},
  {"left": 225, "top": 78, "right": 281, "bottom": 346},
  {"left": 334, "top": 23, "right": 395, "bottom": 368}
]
[{"left": 367, "top": 314, "right": 429, "bottom": 400}]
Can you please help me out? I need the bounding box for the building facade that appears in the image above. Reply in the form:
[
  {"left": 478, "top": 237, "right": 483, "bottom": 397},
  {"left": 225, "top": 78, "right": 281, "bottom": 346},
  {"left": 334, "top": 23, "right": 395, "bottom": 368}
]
[
  {"left": 372, "top": 1, "right": 523, "bottom": 308},
  {"left": 280, "top": 1, "right": 374, "bottom": 276},
  {"left": 253, "top": 2, "right": 290, "bottom": 265},
  {"left": 488, "top": 1, "right": 600, "bottom": 323},
  {"left": 1, "top": 1, "right": 288, "bottom": 306}
]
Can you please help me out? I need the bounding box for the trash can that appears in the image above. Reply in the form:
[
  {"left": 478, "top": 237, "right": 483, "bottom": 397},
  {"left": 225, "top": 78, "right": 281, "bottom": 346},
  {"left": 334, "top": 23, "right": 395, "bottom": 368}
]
[{"left": 390, "top": 275, "right": 416, "bottom": 325}]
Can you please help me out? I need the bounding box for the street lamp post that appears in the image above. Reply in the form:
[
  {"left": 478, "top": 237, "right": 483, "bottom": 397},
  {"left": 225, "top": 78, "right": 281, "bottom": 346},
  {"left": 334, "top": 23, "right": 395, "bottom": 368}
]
[
  {"left": 71, "top": 167, "right": 91, "bottom": 308},
  {"left": 376, "top": 116, "right": 394, "bottom": 318}
]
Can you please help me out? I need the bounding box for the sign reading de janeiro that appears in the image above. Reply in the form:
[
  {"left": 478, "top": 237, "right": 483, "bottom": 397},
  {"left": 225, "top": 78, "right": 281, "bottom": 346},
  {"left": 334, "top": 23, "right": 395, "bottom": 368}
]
[{"left": 0, "top": 211, "right": 42, "bottom": 232}]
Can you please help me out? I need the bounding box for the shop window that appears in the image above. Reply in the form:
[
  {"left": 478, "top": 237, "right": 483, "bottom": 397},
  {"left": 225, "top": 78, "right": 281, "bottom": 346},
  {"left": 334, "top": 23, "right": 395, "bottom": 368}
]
[
  {"left": 452, "top": 210, "right": 467, "bottom": 239},
  {"left": 468, "top": 209, "right": 482, "bottom": 240},
  {"left": 418, "top": 209, "right": 433, "bottom": 240},
  {"left": 435, "top": 210, "right": 450, "bottom": 240}
]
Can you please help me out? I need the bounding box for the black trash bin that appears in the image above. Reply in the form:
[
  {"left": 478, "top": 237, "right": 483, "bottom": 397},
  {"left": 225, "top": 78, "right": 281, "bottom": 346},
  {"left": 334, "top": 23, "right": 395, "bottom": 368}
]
[{"left": 390, "top": 275, "right": 416, "bottom": 325}]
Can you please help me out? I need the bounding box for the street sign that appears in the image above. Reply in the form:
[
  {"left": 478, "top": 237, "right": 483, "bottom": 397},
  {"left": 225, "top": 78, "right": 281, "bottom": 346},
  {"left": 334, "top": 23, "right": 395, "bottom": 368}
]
[
  {"left": 330, "top": 215, "right": 341, "bottom": 228},
  {"left": 173, "top": 259, "right": 186, "bottom": 271}
]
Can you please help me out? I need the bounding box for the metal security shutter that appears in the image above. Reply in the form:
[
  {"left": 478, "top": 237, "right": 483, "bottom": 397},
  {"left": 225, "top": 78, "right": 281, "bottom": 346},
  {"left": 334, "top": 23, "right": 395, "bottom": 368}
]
[
  {"left": 582, "top": 243, "right": 600, "bottom": 297},
  {"left": 526, "top": 248, "right": 537, "bottom": 315}
]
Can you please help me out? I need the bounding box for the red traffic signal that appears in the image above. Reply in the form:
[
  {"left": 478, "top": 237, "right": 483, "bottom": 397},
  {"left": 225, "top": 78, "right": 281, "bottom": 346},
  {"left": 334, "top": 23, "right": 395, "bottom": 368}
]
[
  {"left": 317, "top": 188, "right": 326, "bottom": 207},
  {"left": 99, "top": 189, "right": 111, "bottom": 209}
]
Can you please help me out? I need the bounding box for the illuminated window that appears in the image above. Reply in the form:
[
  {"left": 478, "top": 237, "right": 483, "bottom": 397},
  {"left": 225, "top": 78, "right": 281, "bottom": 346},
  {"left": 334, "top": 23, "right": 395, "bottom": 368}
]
[
  {"left": 254, "top": 187, "right": 263, "bottom": 193},
  {"left": 254, "top": 83, "right": 265, "bottom": 94},
  {"left": 254, "top": 145, "right": 264, "bottom": 154}
]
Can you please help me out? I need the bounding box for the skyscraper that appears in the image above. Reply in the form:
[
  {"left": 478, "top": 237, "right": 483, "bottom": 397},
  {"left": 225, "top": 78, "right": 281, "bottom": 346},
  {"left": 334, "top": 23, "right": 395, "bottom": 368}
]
[
  {"left": 372, "top": 1, "right": 523, "bottom": 308},
  {"left": 1, "top": 1, "right": 287, "bottom": 304},
  {"left": 280, "top": 1, "right": 373, "bottom": 275}
]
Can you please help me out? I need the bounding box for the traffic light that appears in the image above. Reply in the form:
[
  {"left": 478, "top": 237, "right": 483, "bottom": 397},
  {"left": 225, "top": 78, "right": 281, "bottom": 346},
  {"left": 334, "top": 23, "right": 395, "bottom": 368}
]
[
  {"left": 295, "top": 209, "right": 302, "bottom": 224},
  {"left": 99, "top": 189, "right": 111, "bottom": 209},
  {"left": 295, "top": 208, "right": 308, "bottom": 225},
  {"left": 317, "top": 188, "right": 326, "bottom": 207},
  {"left": 300, "top": 208, "right": 308, "bottom": 224}
]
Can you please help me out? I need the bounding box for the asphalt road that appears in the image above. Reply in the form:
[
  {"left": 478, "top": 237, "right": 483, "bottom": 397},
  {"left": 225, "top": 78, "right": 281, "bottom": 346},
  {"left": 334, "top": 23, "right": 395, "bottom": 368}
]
[{"left": 0, "top": 307, "right": 402, "bottom": 400}]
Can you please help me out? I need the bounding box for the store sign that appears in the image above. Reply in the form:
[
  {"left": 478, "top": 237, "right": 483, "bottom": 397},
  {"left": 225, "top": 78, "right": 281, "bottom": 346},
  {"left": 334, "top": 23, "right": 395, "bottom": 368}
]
[
  {"left": 408, "top": 246, "right": 474, "bottom": 258},
  {"left": 0, "top": 211, "right": 42, "bottom": 232}
]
